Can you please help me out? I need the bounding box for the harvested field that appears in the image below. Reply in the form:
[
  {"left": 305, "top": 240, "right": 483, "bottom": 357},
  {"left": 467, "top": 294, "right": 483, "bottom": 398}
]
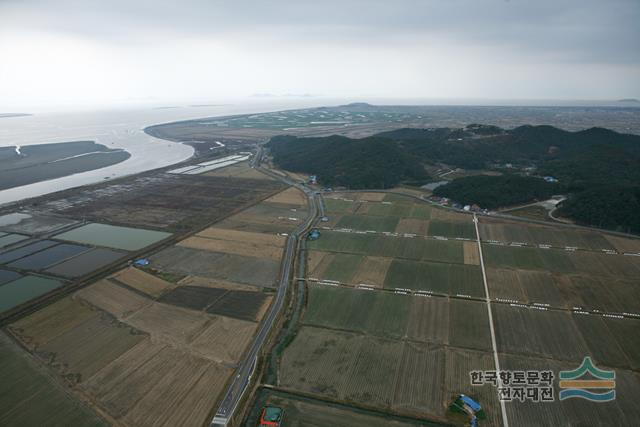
[
  {"left": 572, "top": 314, "right": 632, "bottom": 369},
  {"left": 178, "top": 235, "right": 283, "bottom": 260},
  {"left": 190, "top": 315, "right": 257, "bottom": 363},
  {"left": 500, "top": 354, "right": 637, "bottom": 427},
  {"left": 279, "top": 327, "right": 400, "bottom": 407},
  {"left": 486, "top": 268, "right": 526, "bottom": 302},
  {"left": 159, "top": 285, "right": 227, "bottom": 311},
  {"left": 303, "top": 285, "right": 409, "bottom": 339},
  {"left": 206, "top": 290, "right": 272, "bottom": 322},
  {"left": 307, "top": 250, "right": 330, "bottom": 278},
  {"left": 449, "top": 299, "right": 491, "bottom": 351},
  {"left": 253, "top": 391, "right": 427, "bottom": 427},
  {"left": 351, "top": 256, "right": 392, "bottom": 287},
  {"left": 479, "top": 219, "right": 621, "bottom": 251},
  {"left": 38, "top": 313, "right": 145, "bottom": 383},
  {"left": 406, "top": 296, "right": 449, "bottom": 344},
  {"left": 392, "top": 341, "right": 446, "bottom": 416},
  {"left": 394, "top": 218, "right": 430, "bottom": 235},
  {"left": 365, "top": 202, "right": 410, "bottom": 217},
  {"left": 126, "top": 302, "right": 210, "bottom": 347},
  {"left": 323, "top": 198, "right": 357, "bottom": 214},
  {"left": 319, "top": 253, "right": 363, "bottom": 283},
  {"left": 82, "top": 339, "right": 232, "bottom": 427},
  {"left": 308, "top": 231, "right": 465, "bottom": 264},
  {"left": 46, "top": 248, "right": 126, "bottom": 278},
  {"left": 10, "top": 297, "right": 97, "bottom": 350},
  {"left": 120, "top": 352, "right": 227, "bottom": 427},
  {"left": 111, "top": 267, "right": 174, "bottom": 297},
  {"left": 482, "top": 244, "right": 577, "bottom": 274},
  {"left": 446, "top": 347, "right": 500, "bottom": 427},
  {"left": 150, "top": 246, "right": 280, "bottom": 287},
  {"left": 428, "top": 219, "right": 475, "bottom": 239},
  {"left": 50, "top": 174, "right": 285, "bottom": 231},
  {"left": 76, "top": 280, "right": 151, "bottom": 319},
  {"left": 335, "top": 214, "right": 399, "bottom": 232},
  {"left": 429, "top": 208, "right": 470, "bottom": 223},
  {"left": 264, "top": 187, "right": 307, "bottom": 206},
  {"left": 384, "top": 259, "right": 484, "bottom": 297},
  {"left": 178, "top": 275, "right": 258, "bottom": 292},
  {"left": 605, "top": 235, "right": 640, "bottom": 253},
  {"left": 493, "top": 304, "right": 589, "bottom": 362},
  {"left": 604, "top": 317, "right": 640, "bottom": 370},
  {"left": 463, "top": 241, "right": 480, "bottom": 265},
  {"left": 0, "top": 332, "right": 106, "bottom": 427},
  {"left": 280, "top": 326, "right": 493, "bottom": 423},
  {"left": 196, "top": 227, "right": 285, "bottom": 247}
]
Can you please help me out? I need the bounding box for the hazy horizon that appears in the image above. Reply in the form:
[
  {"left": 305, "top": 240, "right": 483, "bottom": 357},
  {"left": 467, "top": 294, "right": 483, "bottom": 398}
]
[{"left": 1, "top": 0, "right": 639, "bottom": 110}]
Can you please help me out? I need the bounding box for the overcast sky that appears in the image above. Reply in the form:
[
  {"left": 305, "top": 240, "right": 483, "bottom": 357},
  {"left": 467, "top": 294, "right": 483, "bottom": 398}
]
[{"left": 1, "top": 0, "right": 638, "bottom": 109}]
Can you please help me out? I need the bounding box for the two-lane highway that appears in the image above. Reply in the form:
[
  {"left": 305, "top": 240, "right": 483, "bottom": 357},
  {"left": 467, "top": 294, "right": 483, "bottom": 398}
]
[{"left": 211, "top": 154, "right": 319, "bottom": 426}]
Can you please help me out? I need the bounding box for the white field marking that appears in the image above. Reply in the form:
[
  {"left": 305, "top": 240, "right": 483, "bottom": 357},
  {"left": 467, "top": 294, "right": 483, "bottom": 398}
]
[
  {"left": 307, "top": 277, "right": 319, "bottom": 282},
  {"left": 322, "top": 279, "right": 340, "bottom": 284},
  {"left": 539, "top": 244, "right": 551, "bottom": 249},
  {"left": 474, "top": 214, "right": 509, "bottom": 427},
  {"left": 319, "top": 282, "right": 339, "bottom": 287},
  {"left": 495, "top": 298, "right": 519, "bottom": 304},
  {"left": 394, "top": 287, "right": 412, "bottom": 292},
  {"left": 365, "top": 230, "right": 377, "bottom": 233},
  {"left": 510, "top": 303, "right": 529, "bottom": 309},
  {"left": 394, "top": 290, "right": 409, "bottom": 295},
  {"left": 574, "top": 310, "right": 590, "bottom": 315},
  {"left": 603, "top": 314, "right": 624, "bottom": 319},
  {"left": 533, "top": 303, "right": 550, "bottom": 307},
  {"left": 382, "top": 201, "right": 392, "bottom": 205},
  {"left": 623, "top": 312, "right": 640, "bottom": 317},
  {"left": 287, "top": 217, "right": 299, "bottom": 221},
  {"left": 623, "top": 253, "right": 640, "bottom": 256},
  {"left": 434, "top": 236, "right": 448, "bottom": 240}
]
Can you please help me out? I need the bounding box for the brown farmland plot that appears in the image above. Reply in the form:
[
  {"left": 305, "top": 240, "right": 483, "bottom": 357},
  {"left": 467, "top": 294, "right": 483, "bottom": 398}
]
[
  {"left": 351, "top": 256, "right": 392, "bottom": 287},
  {"left": 9, "top": 297, "right": 97, "bottom": 350},
  {"left": 111, "top": 267, "right": 174, "bottom": 297},
  {"left": 75, "top": 281, "right": 151, "bottom": 319},
  {"left": 37, "top": 313, "right": 145, "bottom": 383}
]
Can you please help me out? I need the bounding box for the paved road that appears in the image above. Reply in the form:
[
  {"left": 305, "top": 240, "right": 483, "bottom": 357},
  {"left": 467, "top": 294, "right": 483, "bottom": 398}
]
[{"left": 211, "top": 159, "right": 319, "bottom": 427}]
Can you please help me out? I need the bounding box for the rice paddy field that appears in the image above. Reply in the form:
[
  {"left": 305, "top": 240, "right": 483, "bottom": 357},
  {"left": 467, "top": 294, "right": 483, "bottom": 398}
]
[
  {"left": 244, "top": 389, "right": 439, "bottom": 427},
  {"left": 5, "top": 261, "right": 276, "bottom": 426},
  {"left": 0, "top": 168, "right": 310, "bottom": 425},
  {"left": 269, "top": 191, "right": 640, "bottom": 427}
]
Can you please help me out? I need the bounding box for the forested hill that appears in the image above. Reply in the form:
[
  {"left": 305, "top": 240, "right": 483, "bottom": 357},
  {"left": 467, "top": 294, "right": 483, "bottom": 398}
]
[
  {"left": 267, "top": 125, "right": 640, "bottom": 233},
  {"left": 267, "top": 135, "right": 429, "bottom": 189}
]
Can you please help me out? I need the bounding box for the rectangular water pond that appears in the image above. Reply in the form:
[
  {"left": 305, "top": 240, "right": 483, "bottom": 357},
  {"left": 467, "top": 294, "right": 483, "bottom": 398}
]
[
  {"left": 46, "top": 248, "right": 126, "bottom": 278},
  {"left": 0, "top": 275, "right": 63, "bottom": 313},
  {"left": 0, "top": 234, "right": 29, "bottom": 248},
  {"left": 0, "top": 212, "right": 78, "bottom": 234},
  {"left": 0, "top": 240, "right": 58, "bottom": 264},
  {"left": 0, "top": 269, "right": 21, "bottom": 286},
  {"left": 8, "top": 244, "right": 90, "bottom": 271},
  {"left": 54, "top": 223, "right": 171, "bottom": 251}
]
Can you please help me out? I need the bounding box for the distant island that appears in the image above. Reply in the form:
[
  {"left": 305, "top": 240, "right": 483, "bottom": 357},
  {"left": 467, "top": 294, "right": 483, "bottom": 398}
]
[
  {"left": 268, "top": 124, "right": 640, "bottom": 234},
  {"left": 0, "top": 113, "right": 31, "bottom": 119},
  {"left": 618, "top": 98, "right": 640, "bottom": 104}
]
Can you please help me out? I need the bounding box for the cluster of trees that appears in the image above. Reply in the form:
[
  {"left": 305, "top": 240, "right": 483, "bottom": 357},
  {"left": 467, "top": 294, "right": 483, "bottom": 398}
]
[
  {"left": 267, "top": 135, "right": 429, "bottom": 189},
  {"left": 268, "top": 124, "right": 640, "bottom": 234},
  {"left": 433, "top": 175, "right": 559, "bottom": 210},
  {"left": 557, "top": 186, "right": 640, "bottom": 234}
]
